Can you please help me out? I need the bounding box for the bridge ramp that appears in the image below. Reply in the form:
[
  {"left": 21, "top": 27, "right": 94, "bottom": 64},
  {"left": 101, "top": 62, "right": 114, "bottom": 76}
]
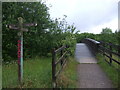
[
  {"left": 75, "top": 43, "right": 113, "bottom": 88},
  {"left": 75, "top": 43, "right": 97, "bottom": 63}
]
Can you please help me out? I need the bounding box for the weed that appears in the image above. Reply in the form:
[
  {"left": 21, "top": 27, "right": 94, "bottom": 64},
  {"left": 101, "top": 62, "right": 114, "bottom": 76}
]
[{"left": 97, "top": 53, "right": 119, "bottom": 88}]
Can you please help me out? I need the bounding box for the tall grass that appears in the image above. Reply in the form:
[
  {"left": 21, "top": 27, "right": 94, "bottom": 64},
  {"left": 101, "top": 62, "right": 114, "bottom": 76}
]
[
  {"left": 103, "top": 53, "right": 120, "bottom": 69},
  {"left": 0, "top": 65, "right": 2, "bottom": 89},
  {"left": 2, "top": 56, "right": 78, "bottom": 88},
  {"left": 96, "top": 53, "right": 119, "bottom": 88},
  {"left": 56, "top": 57, "right": 78, "bottom": 88},
  {"left": 2, "top": 57, "right": 52, "bottom": 88}
]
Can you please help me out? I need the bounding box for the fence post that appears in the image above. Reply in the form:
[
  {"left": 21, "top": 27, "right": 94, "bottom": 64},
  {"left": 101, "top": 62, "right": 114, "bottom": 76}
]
[
  {"left": 60, "top": 48, "right": 63, "bottom": 66},
  {"left": 109, "top": 43, "right": 112, "bottom": 65},
  {"left": 96, "top": 43, "right": 100, "bottom": 54},
  {"left": 118, "top": 46, "right": 120, "bottom": 55},
  {"left": 102, "top": 42, "right": 105, "bottom": 56},
  {"left": 52, "top": 48, "right": 56, "bottom": 88}
]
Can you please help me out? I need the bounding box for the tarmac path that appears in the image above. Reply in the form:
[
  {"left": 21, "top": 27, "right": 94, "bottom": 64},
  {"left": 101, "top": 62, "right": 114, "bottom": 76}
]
[{"left": 75, "top": 43, "right": 113, "bottom": 88}]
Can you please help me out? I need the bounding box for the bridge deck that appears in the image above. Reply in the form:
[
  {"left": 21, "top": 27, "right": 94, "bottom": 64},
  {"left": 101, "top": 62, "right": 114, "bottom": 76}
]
[
  {"left": 75, "top": 43, "right": 113, "bottom": 88},
  {"left": 75, "top": 43, "right": 97, "bottom": 63}
]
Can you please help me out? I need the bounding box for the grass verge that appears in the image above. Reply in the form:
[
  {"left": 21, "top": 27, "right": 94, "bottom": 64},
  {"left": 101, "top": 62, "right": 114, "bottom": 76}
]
[
  {"left": 96, "top": 53, "right": 119, "bottom": 88},
  {"left": 0, "top": 65, "right": 2, "bottom": 89},
  {"left": 2, "top": 56, "right": 78, "bottom": 88},
  {"left": 56, "top": 57, "right": 78, "bottom": 88},
  {"left": 2, "top": 57, "right": 52, "bottom": 88}
]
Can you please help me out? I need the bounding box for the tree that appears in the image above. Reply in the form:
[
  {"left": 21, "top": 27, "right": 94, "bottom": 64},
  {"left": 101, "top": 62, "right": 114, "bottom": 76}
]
[
  {"left": 115, "top": 30, "right": 120, "bottom": 45},
  {"left": 2, "top": 2, "right": 51, "bottom": 61},
  {"left": 99, "top": 27, "right": 114, "bottom": 43},
  {"left": 101, "top": 27, "right": 112, "bottom": 34},
  {"left": 2, "top": 2, "right": 77, "bottom": 62},
  {"left": 75, "top": 32, "right": 95, "bottom": 43}
]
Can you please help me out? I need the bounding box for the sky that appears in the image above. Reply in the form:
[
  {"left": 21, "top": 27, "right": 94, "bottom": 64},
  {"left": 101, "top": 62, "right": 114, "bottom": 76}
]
[
  {"left": 118, "top": 2, "right": 120, "bottom": 30},
  {"left": 44, "top": 0, "right": 119, "bottom": 34}
]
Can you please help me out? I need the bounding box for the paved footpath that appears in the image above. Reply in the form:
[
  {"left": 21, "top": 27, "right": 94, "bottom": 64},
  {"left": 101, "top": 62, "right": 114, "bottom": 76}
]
[{"left": 75, "top": 43, "right": 114, "bottom": 88}]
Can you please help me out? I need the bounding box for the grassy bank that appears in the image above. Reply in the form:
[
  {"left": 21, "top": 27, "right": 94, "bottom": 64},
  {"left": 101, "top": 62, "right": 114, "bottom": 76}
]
[
  {"left": 2, "top": 57, "right": 52, "bottom": 88},
  {"left": 2, "top": 56, "right": 78, "bottom": 88},
  {"left": 0, "top": 65, "right": 2, "bottom": 89},
  {"left": 56, "top": 57, "right": 78, "bottom": 88},
  {"left": 96, "top": 53, "right": 119, "bottom": 88}
]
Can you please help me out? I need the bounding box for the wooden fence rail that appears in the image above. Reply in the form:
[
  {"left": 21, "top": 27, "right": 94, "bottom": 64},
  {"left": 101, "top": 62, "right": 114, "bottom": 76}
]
[
  {"left": 52, "top": 45, "right": 68, "bottom": 88},
  {"left": 99, "top": 41, "right": 120, "bottom": 68},
  {"left": 82, "top": 38, "right": 120, "bottom": 70}
]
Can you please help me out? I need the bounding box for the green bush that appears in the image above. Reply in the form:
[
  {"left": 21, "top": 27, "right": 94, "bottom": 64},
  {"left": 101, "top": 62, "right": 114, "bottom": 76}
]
[{"left": 2, "top": 2, "right": 77, "bottom": 62}]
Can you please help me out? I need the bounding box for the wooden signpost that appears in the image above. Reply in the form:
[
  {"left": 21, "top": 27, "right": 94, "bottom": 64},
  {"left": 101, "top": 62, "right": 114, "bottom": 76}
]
[{"left": 7, "top": 17, "right": 37, "bottom": 84}]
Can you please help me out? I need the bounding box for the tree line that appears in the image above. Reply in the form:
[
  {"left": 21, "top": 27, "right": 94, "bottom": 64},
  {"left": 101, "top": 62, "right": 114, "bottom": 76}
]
[
  {"left": 2, "top": 2, "right": 120, "bottom": 62},
  {"left": 2, "top": 2, "right": 76, "bottom": 62},
  {"left": 76, "top": 27, "right": 120, "bottom": 46}
]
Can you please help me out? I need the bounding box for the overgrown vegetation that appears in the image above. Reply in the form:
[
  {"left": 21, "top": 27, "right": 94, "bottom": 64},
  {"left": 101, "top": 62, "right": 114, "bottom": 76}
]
[
  {"left": 2, "top": 2, "right": 76, "bottom": 62},
  {"left": 56, "top": 57, "right": 78, "bottom": 88},
  {"left": 96, "top": 53, "right": 119, "bottom": 88},
  {"left": 2, "top": 1, "right": 120, "bottom": 89},
  {"left": 0, "top": 65, "right": 2, "bottom": 89},
  {"left": 75, "top": 28, "right": 120, "bottom": 45},
  {"left": 2, "top": 2, "right": 77, "bottom": 88},
  {"left": 2, "top": 56, "right": 78, "bottom": 88},
  {"left": 2, "top": 57, "right": 52, "bottom": 88}
]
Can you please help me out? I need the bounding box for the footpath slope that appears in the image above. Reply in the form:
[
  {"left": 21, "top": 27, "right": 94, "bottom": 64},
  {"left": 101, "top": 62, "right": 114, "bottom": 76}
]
[{"left": 75, "top": 43, "right": 113, "bottom": 88}]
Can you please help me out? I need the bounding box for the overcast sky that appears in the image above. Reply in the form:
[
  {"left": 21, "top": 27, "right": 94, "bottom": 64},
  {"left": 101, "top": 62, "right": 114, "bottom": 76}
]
[{"left": 44, "top": 0, "right": 119, "bottom": 34}]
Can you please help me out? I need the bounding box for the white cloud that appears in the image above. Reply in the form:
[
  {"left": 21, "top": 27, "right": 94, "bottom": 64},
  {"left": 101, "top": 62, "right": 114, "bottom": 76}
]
[
  {"left": 44, "top": 0, "right": 119, "bottom": 34},
  {"left": 89, "top": 18, "right": 118, "bottom": 34}
]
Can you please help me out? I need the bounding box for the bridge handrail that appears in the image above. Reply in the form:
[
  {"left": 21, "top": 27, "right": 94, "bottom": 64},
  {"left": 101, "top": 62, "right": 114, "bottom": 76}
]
[
  {"left": 99, "top": 41, "right": 120, "bottom": 71},
  {"left": 99, "top": 41, "right": 120, "bottom": 51},
  {"left": 85, "top": 38, "right": 100, "bottom": 44},
  {"left": 82, "top": 38, "right": 120, "bottom": 70},
  {"left": 82, "top": 38, "right": 100, "bottom": 55}
]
